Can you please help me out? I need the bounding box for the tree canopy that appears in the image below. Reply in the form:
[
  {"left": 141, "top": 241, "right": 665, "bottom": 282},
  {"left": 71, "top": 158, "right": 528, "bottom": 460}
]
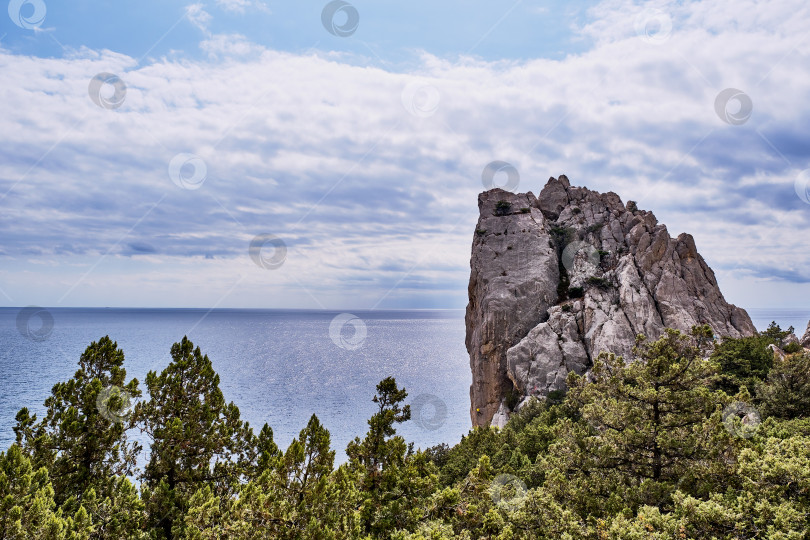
[{"left": 4, "top": 325, "right": 810, "bottom": 539}]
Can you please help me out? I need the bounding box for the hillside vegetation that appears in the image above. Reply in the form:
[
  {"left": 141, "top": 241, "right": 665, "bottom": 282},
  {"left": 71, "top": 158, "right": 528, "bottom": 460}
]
[{"left": 3, "top": 324, "right": 810, "bottom": 539}]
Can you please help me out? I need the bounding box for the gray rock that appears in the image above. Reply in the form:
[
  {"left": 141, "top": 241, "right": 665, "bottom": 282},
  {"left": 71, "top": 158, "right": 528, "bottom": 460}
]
[
  {"left": 465, "top": 189, "right": 559, "bottom": 425},
  {"left": 782, "top": 334, "right": 800, "bottom": 349},
  {"left": 768, "top": 343, "right": 787, "bottom": 361},
  {"left": 801, "top": 321, "right": 810, "bottom": 348},
  {"left": 466, "top": 176, "right": 756, "bottom": 427}
]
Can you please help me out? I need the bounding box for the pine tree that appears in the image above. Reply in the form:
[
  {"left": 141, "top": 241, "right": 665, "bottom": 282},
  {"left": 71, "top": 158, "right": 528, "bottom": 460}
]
[
  {"left": 346, "top": 377, "right": 438, "bottom": 535},
  {"left": 13, "top": 336, "right": 141, "bottom": 510},
  {"left": 547, "top": 327, "right": 733, "bottom": 517},
  {"left": 136, "top": 337, "right": 254, "bottom": 540},
  {"left": 213, "top": 414, "right": 361, "bottom": 539},
  {"left": 757, "top": 351, "right": 810, "bottom": 419}
]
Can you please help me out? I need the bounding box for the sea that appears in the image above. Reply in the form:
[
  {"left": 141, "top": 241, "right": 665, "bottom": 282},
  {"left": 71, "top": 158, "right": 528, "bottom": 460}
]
[{"left": 0, "top": 307, "right": 808, "bottom": 462}]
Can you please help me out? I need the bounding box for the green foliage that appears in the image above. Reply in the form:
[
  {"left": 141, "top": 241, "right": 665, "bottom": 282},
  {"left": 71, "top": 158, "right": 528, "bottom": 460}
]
[
  {"left": 711, "top": 329, "right": 778, "bottom": 395},
  {"left": 757, "top": 351, "right": 810, "bottom": 419},
  {"left": 567, "top": 286, "right": 584, "bottom": 299},
  {"left": 5, "top": 325, "right": 810, "bottom": 538},
  {"left": 1, "top": 445, "right": 64, "bottom": 539},
  {"left": 136, "top": 336, "right": 254, "bottom": 539},
  {"left": 762, "top": 320, "right": 794, "bottom": 342},
  {"left": 189, "top": 414, "right": 360, "bottom": 539},
  {"left": 585, "top": 276, "right": 610, "bottom": 288},
  {"left": 549, "top": 226, "right": 574, "bottom": 245},
  {"left": 14, "top": 337, "right": 141, "bottom": 509},
  {"left": 494, "top": 201, "right": 511, "bottom": 215},
  {"left": 433, "top": 427, "right": 501, "bottom": 488},
  {"left": 549, "top": 226, "right": 577, "bottom": 302},
  {"left": 549, "top": 327, "right": 732, "bottom": 517},
  {"left": 346, "top": 377, "right": 437, "bottom": 536},
  {"left": 504, "top": 388, "right": 521, "bottom": 411}
]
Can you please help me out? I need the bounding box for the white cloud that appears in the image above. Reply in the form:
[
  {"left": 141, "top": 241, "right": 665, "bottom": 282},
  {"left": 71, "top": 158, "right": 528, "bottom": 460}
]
[
  {"left": 1, "top": 0, "right": 809, "bottom": 309},
  {"left": 200, "top": 33, "right": 266, "bottom": 58},
  {"left": 215, "top": 0, "right": 269, "bottom": 14},
  {"left": 185, "top": 3, "right": 213, "bottom": 33}
]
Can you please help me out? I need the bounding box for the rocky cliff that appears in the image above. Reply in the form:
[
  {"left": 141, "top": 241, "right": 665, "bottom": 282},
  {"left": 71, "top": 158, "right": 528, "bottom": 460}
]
[{"left": 466, "top": 175, "right": 757, "bottom": 428}]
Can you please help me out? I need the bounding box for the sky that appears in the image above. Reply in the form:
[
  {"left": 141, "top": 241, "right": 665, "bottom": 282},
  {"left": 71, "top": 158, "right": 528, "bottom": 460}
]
[{"left": 1, "top": 0, "right": 809, "bottom": 311}]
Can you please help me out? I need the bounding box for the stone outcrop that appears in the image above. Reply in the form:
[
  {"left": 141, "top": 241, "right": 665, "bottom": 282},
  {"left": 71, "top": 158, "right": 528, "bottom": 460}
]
[
  {"left": 801, "top": 322, "right": 810, "bottom": 348},
  {"left": 466, "top": 175, "right": 757, "bottom": 427}
]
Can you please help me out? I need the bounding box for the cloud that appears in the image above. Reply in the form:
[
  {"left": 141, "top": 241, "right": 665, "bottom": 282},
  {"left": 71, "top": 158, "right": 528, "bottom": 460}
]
[
  {"left": 215, "top": 0, "right": 269, "bottom": 14},
  {"left": 185, "top": 3, "right": 213, "bottom": 33},
  {"left": 200, "top": 33, "right": 265, "bottom": 58},
  {"left": 0, "top": 0, "right": 809, "bottom": 309}
]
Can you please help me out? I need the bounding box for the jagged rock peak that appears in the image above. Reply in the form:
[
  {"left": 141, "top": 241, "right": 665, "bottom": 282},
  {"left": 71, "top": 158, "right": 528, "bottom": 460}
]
[{"left": 465, "top": 175, "right": 756, "bottom": 428}]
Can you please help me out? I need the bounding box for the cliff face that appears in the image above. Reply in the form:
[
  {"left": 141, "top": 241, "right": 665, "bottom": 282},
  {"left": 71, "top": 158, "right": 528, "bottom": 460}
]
[{"left": 466, "top": 175, "right": 756, "bottom": 428}]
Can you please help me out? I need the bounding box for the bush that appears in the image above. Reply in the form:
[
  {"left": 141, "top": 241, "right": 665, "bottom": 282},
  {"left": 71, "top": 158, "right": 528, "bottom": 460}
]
[
  {"left": 586, "top": 276, "right": 610, "bottom": 288},
  {"left": 505, "top": 388, "right": 522, "bottom": 410},
  {"left": 568, "top": 286, "right": 584, "bottom": 298},
  {"left": 495, "top": 200, "right": 512, "bottom": 215}
]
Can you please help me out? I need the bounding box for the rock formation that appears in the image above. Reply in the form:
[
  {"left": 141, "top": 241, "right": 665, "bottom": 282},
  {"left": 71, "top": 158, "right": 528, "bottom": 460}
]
[
  {"left": 466, "top": 175, "right": 757, "bottom": 428},
  {"left": 802, "top": 322, "right": 810, "bottom": 349}
]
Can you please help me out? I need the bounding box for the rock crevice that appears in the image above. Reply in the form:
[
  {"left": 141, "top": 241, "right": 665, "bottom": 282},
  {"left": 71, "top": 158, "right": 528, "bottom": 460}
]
[{"left": 466, "top": 176, "right": 756, "bottom": 427}]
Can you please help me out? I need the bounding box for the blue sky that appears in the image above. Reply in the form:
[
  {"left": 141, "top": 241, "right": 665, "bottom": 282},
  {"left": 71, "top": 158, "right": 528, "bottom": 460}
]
[{"left": 1, "top": 0, "right": 809, "bottom": 310}]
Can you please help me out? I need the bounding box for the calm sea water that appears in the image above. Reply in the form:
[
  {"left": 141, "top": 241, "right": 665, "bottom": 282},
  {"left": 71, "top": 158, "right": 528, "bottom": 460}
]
[
  {"left": 1, "top": 307, "right": 807, "bottom": 461},
  {"left": 0, "top": 308, "right": 471, "bottom": 461}
]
